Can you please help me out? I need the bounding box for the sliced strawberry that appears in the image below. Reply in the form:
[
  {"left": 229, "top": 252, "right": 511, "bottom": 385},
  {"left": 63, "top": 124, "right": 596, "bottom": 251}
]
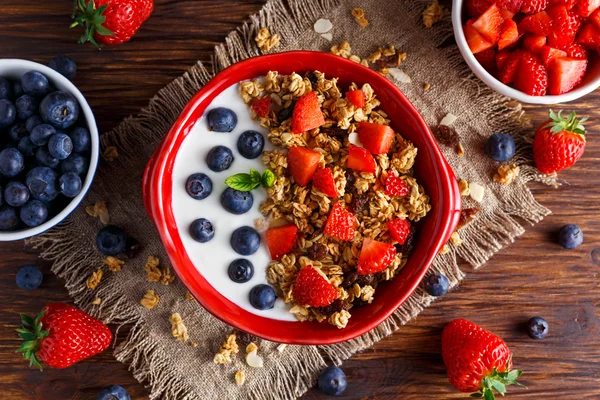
[
  {"left": 549, "top": 0, "right": 578, "bottom": 9},
  {"left": 467, "top": 0, "right": 493, "bottom": 17},
  {"left": 473, "top": 4, "right": 505, "bottom": 43},
  {"left": 357, "top": 238, "right": 397, "bottom": 275},
  {"left": 576, "top": 22, "right": 600, "bottom": 49},
  {"left": 500, "top": 8, "right": 517, "bottom": 19},
  {"left": 496, "top": 50, "right": 511, "bottom": 70},
  {"left": 521, "top": 0, "right": 549, "bottom": 13},
  {"left": 464, "top": 20, "right": 495, "bottom": 53},
  {"left": 346, "top": 90, "right": 366, "bottom": 108},
  {"left": 291, "top": 92, "right": 325, "bottom": 134},
  {"left": 540, "top": 45, "right": 568, "bottom": 66},
  {"left": 547, "top": 6, "right": 581, "bottom": 48},
  {"left": 312, "top": 168, "right": 338, "bottom": 197},
  {"left": 357, "top": 122, "right": 395, "bottom": 154},
  {"left": 497, "top": 0, "right": 525, "bottom": 14},
  {"left": 387, "top": 218, "right": 411, "bottom": 245},
  {"left": 265, "top": 225, "right": 298, "bottom": 261},
  {"left": 548, "top": 57, "right": 588, "bottom": 94},
  {"left": 523, "top": 34, "right": 548, "bottom": 54},
  {"left": 499, "top": 51, "right": 523, "bottom": 83},
  {"left": 287, "top": 146, "right": 321, "bottom": 186},
  {"left": 576, "top": 0, "right": 600, "bottom": 16},
  {"left": 292, "top": 266, "right": 338, "bottom": 307},
  {"left": 324, "top": 202, "right": 356, "bottom": 241},
  {"left": 475, "top": 48, "right": 498, "bottom": 75},
  {"left": 347, "top": 145, "right": 377, "bottom": 173},
  {"left": 563, "top": 42, "right": 588, "bottom": 59},
  {"left": 498, "top": 19, "right": 520, "bottom": 49},
  {"left": 251, "top": 97, "right": 271, "bottom": 118},
  {"left": 515, "top": 52, "right": 548, "bottom": 95},
  {"left": 590, "top": 8, "right": 600, "bottom": 29},
  {"left": 519, "top": 11, "right": 552, "bottom": 35},
  {"left": 384, "top": 174, "right": 410, "bottom": 197}
]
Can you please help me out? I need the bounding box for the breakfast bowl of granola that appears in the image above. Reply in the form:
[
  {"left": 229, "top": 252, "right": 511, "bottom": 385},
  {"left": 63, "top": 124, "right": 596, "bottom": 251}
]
[{"left": 143, "top": 51, "right": 461, "bottom": 345}]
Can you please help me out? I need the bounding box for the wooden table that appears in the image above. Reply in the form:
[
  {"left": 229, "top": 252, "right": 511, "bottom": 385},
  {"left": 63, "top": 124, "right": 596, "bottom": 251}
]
[{"left": 1, "top": 1, "right": 599, "bottom": 399}]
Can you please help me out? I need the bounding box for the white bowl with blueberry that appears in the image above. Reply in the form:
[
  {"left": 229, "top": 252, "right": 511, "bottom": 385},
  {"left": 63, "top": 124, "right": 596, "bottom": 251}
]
[{"left": 0, "top": 58, "right": 98, "bottom": 241}]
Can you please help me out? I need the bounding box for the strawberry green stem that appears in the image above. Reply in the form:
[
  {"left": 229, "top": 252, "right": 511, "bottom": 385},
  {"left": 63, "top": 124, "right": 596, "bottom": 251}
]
[
  {"left": 16, "top": 309, "right": 49, "bottom": 371},
  {"left": 70, "top": 0, "right": 114, "bottom": 48},
  {"left": 469, "top": 361, "right": 526, "bottom": 400},
  {"left": 544, "top": 109, "right": 587, "bottom": 137}
]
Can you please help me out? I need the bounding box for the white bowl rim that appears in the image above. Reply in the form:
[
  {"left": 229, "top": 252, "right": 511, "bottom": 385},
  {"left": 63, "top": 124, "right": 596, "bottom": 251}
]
[
  {"left": 0, "top": 58, "right": 99, "bottom": 241},
  {"left": 451, "top": 0, "right": 600, "bottom": 104}
]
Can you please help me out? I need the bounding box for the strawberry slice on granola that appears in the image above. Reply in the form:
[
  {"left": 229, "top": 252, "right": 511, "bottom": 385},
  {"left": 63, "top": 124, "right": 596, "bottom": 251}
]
[
  {"left": 357, "top": 238, "right": 397, "bottom": 275},
  {"left": 266, "top": 224, "right": 298, "bottom": 261},
  {"left": 292, "top": 266, "right": 338, "bottom": 307},
  {"left": 347, "top": 145, "right": 377, "bottom": 173},
  {"left": 324, "top": 203, "right": 356, "bottom": 241},
  {"left": 291, "top": 91, "right": 326, "bottom": 134},
  {"left": 357, "top": 122, "right": 395, "bottom": 154},
  {"left": 387, "top": 218, "right": 411, "bottom": 245},
  {"left": 287, "top": 146, "right": 321, "bottom": 186},
  {"left": 251, "top": 97, "right": 271, "bottom": 118},
  {"left": 312, "top": 168, "right": 339, "bottom": 198},
  {"left": 384, "top": 174, "right": 410, "bottom": 197},
  {"left": 346, "top": 89, "right": 366, "bottom": 108}
]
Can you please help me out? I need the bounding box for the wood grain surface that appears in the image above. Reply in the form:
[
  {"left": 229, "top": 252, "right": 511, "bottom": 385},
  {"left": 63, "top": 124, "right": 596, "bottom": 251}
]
[{"left": 1, "top": 0, "right": 599, "bottom": 399}]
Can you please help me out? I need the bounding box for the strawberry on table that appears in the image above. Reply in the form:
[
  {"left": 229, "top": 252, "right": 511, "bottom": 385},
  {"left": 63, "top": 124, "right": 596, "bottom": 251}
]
[
  {"left": 292, "top": 266, "right": 338, "bottom": 307},
  {"left": 497, "top": 19, "right": 520, "bottom": 50},
  {"left": 345, "top": 90, "right": 366, "bottom": 108},
  {"left": 521, "top": 0, "right": 548, "bottom": 14},
  {"left": 547, "top": 57, "right": 588, "bottom": 94},
  {"left": 251, "top": 97, "right": 271, "bottom": 118},
  {"left": 324, "top": 203, "right": 356, "bottom": 241},
  {"left": 540, "top": 45, "right": 568, "bottom": 66},
  {"left": 514, "top": 51, "right": 548, "bottom": 95},
  {"left": 533, "top": 109, "right": 587, "bottom": 173},
  {"left": 312, "top": 168, "right": 339, "bottom": 198},
  {"left": 519, "top": 10, "right": 553, "bottom": 35},
  {"left": 357, "top": 122, "right": 395, "bottom": 154},
  {"left": 266, "top": 224, "right": 298, "bottom": 261},
  {"left": 347, "top": 145, "right": 377, "bottom": 173},
  {"left": 387, "top": 218, "right": 411, "bottom": 245},
  {"left": 467, "top": 0, "right": 493, "bottom": 18},
  {"left": 547, "top": 5, "right": 581, "bottom": 48},
  {"left": 442, "top": 319, "right": 524, "bottom": 398},
  {"left": 17, "top": 303, "right": 112, "bottom": 369},
  {"left": 464, "top": 20, "right": 495, "bottom": 54},
  {"left": 473, "top": 4, "right": 505, "bottom": 43},
  {"left": 357, "top": 238, "right": 396, "bottom": 274},
  {"left": 287, "top": 146, "right": 321, "bottom": 186},
  {"left": 291, "top": 92, "right": 325, "bottom": 134},
  {"left": 384, "top": 173, "right": 410, "bottom": 197}
]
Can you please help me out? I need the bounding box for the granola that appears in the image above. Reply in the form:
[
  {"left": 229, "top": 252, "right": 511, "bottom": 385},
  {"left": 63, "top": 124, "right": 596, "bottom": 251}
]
[
  {"left": 255, "top": 27, "right": 280, "bottom": 52},
  {"left": 170, "top": 313, "right": 189, "bottom": 342},
  {"left": 140, "top": 289, "right": 160, "bottom": 309},
  {"left": 104, "top": 256, "right": 124, "bottom": 272},
  {"left": 494, "top": 164, "right": 520, "bottom": 184},
  {"left": 86, "top": 269, "right": 103, "bottom": 289}
]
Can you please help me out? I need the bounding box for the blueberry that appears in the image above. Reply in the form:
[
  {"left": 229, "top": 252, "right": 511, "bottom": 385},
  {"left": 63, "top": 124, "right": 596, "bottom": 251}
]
[
  {"left": 186, "top": 173, "right": 212, "bottom": 200},
  {"left": 249, "top": 284, "right": 276, "bottom": 310},
  {"left": 40, "top": 91, "right": 80, "bottom": 129},
  {"left": 9, "top": 123, "right": 28, "bottom": 142},
  {"left": 189, "top": 218, "right": 215, "bottom": 243},
  {"left": 230, "top": 226, "right": 260, "bottom": 255},
  {"left": 13, "top": 81, "right": 23, "bottom": 99},
  {"left": 69, "top": 127, "right": 91, "bottom": 153},
  {"left": 61, "top": 153, "right": 88, "bottom": 175},
  {"left": 221, "top": 188, "right": 253, "bottom": 215},
  {"left": 206, "top": 145, "right": 234, "bottom": 172},
  {"left": 21, "top": 71, "right": 49, "bottom": 97},
  {"left": 4, "top": 181, "right": 30, "bottom": 207},
  {"left": 0, "top": 77, "right": 12, "bottom": 100},
  {"left": 20, "top": 200, "right": 48, "bottom": 227},
  {"left": 49, "top": 56, "right": 77, "bottom": 80},
  {"left": 0, "top": 99, "right": 17, "bottom": 129},
  {"left": 207, "top": 107, "right": 237, "bottom": 132},
  {"left": 25, "top": 115, "right": 44, "bottom": 133},
  {"left": 96, "top": 226, "right": 128, "bottom": 256},
  {"left": 36, "top": 147, "right": 59, "bottom": 169},
  {"left": 30, "top": 123, "right": 56, "bottom": 146},
  {"left": 0, "top": 205, "right": 19, "bottom": 231},
  {"left": 527, "top": 316, "right": 549, "bottom": 339},
  {"left": 0, "top": 148, "right": 25, "bottom": 178},
  {"left": 48, "top": 132, "right": 73, "bottom": 160},
  {"left": 16, "top": 265, "right": 43, "bottom": 290},
  {"left": 485, "top": 133, "right": 515, "bottom": 162},
  {"left": 424, "top": 273, "right": 450, "bottom": 297},
  {"left": 17, "top": 137, "right": 36, "bottom": 157},
  {"left": 15, "top": 94, "right": 37, "bottom": 120},
  {"left": 59, "top": 172, "right": 82, "bottom": 197},
  {"left": 318, "top": 366, "right": 347, "bottom": 396},
  {"left": 228, "top": 259, "right": 254, "bottom": 283},
  {"left": 26, "top": 166, "right": 59, "bottom": 202},
  {"left": 237, "top": 130, "right": 265, "bottom": 159},
  {"left": 558, "top": 224, "right": 583, "bottom": 249},
  {"left": 96, "top": 385, "right": 131, "bottom": 400}
]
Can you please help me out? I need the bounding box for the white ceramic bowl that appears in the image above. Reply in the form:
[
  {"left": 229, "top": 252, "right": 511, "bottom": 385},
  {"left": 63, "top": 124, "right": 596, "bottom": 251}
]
[
  {"left": 452, "top": 0, "right": 600, "bottom": 104},
  {"left": 0, "top": 59, "right": 99, "bottom": 241}
]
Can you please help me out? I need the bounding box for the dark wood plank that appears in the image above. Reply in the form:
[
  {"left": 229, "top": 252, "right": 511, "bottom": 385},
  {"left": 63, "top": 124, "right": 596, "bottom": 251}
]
[{"left": 1, "top": 0, "right": 599, "bottom": 399}]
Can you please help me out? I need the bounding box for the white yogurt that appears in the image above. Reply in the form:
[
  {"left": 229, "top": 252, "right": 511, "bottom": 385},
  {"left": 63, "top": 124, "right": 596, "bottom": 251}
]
[{"left": 171, "top": 83, "right": 296, "bottom": 321}]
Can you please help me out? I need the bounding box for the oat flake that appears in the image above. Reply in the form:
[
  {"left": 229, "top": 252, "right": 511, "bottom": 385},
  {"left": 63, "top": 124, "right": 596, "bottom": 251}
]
[{"left": 387, "top": 68, "right": 411, "bottom": 83}]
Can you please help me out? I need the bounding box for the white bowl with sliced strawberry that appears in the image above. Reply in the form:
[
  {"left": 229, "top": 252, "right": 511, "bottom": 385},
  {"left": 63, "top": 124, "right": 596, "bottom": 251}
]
[{"left": 452, "top": 0, "right": 600, "bottom": 103}]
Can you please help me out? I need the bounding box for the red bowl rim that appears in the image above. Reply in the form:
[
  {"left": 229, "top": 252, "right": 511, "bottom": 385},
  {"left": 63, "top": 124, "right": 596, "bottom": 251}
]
[{"left": 142, "top": 51, "right": 461, "bottom": 345}]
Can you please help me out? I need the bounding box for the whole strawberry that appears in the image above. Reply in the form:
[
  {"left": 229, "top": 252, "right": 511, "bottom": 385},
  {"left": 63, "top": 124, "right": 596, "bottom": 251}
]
[
  {"left": 17, "top": 303, "right": 112, "bottom": 369},
  {"left": 71, "top": 0, "right": 154, "bottom": 47},
  {"left": 442, "top": 319, "right": 525, "bottom": 398},
  {"left": 533, "top": 109, "right": 587, "bottom": 174}
]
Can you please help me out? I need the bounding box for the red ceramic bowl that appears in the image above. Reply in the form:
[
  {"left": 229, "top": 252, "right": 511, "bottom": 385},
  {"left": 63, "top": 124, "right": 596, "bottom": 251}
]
[{"left": 143, "top": 51, "right": 461, "bottom": 345}]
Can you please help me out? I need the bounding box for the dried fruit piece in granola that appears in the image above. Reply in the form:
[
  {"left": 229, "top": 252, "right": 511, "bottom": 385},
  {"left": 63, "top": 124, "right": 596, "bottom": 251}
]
[
  {"left": 384, "top": 174, "right": 410, "bottom": 197},
  {"left": 316, "top": 299, "right": 350, "bottom": 316},
  {"left": 312, "top": 168, "right": 339, "bottom": 197},
  {"left": 357, "top": 238, "right": 396, "bottom": 275},
  {"left": 387, "top": 218, "right": 411, "bottom": 244},
  {"left": 265, "top": 224, "right": 298, "bottom": 261},
  {"left": 348, "top": 193, "right": 369, "bottom": 214},
  {"left": 435, "top": 125, "right": 460, "bottom": 147},
  {"left": 307, "top": 242, "right": 328, "bottom": 260},
  {"left": 324, "top": 203, "right": 356, "bottom": 241},
  {"left": 287, "top": 146, "right": 321, "bottom": 186},
  {"left": 347, "top": 145, "right": 376, "bottom": 173},
  {"left": 291, "top": 92, "right": 325, "bottom": 134},
  {"left": 292, "top": 266, "right": 339, "bottom": 307},
  {"left": 357, "top": 122, "right": 395, "bottom": 154}
]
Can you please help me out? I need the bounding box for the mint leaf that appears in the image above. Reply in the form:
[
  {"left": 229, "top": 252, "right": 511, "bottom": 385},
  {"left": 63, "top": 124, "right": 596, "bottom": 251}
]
[
  {"left": 262, "top": 169, "right": 275, "bottom": 188},
  {"left": 225, "top": 173, "right": 260, "bottom": 192},
  {"left": 249, "top": 169, "right": 262, "bottom": 183}
]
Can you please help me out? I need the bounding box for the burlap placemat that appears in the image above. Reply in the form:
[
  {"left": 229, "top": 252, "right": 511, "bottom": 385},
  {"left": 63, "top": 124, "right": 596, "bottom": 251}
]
[{"left": 28, "top": 0, "right": 554, "bottom": 398}]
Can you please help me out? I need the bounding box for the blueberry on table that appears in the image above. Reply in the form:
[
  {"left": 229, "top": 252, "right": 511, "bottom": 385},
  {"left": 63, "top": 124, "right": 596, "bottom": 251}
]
[
  {"left": 16, "top": 265, "right": 43, "bottom": 290},
  {"left": 21, "top": 71, "right": 49, "bottom": 97},
  {"left": 69, "top": 126, "right": 91, "bottom": 153},
  {"left": 207, "top": 107, "right": 237, "bottom": 132},
  {"left": 36, "top": 147, "right": 60, "bottom": 169},
  {"left": 14, "top": 94, "right": 37, "bottom": 120},
  {"left": 318, "top": 366, "right": 347, "bottom": 396},
  {"left": 25, "top": 115, "right": 44, "bottom": 133},
  {"left": 48, "top": 132, "right": 73, "bottom": 160},
  {"left": 0, "top": 77, "right": 12, "bottom": 100},
  {"left": 237, "top": 130, "right": 265, "bottom": 159},
  {"left": 17, "top": 137, "right": 36, "bottom": 157},
  {"left": 40, "top": 91, "right": 80, "bottom": 129},
  {"left": 221, "top": 187, "right": 253, "bottom": 215},
  {"left": 49, "top": 55, "right": 77, "bottom": 80},
  {"left": 30, "top": 123, "right": 56, "bottom": 146},
  {"left": 0, "top": 148, "right": 25, "bottom": 178},
  {"left": 230, "top": 226, "right": 260, "bottom": 255},
  {"left": 485, "top": 133, "right": 515, "bottom": 162},
  {"left": 4, "top": 181, "right": 30, "bottom": 207},
  {"left": 185, "top": 173, "right": 212, "bottom": 200},
  {"left": 424, "top": 273, "right": 450, "bottom": 297},
  {"left": 59, "top": 172, "right": 82, "bottom": 198},
  {"left": 228, "top": 259, "right": 254, "bottom": 283},
  {"left": 19, "top": 200, "right": 48, "bottom": 227},
  {"left": 189, "top": 218, "right": 215, "bottom": 243},
  {"left": 0, "top": 99, "right": 17, "bottom": 129},
  {"left": 8, "top": 123, "right": 28, "bottom": 142},
  {"left": 26, "top": 166, "right": 59, "bottom": 202},
  {"left": 96, "top": 225, "right": 128, "bottom": 256},
  {"left": 558, "top": 224, "right": 583, "bottom": 249},
  {"left": 61, "top": 153, "right": 89, "bottom": 175},
  {"left": 249, "top": 284, "right": 276, "bottom": 310},
  {"left": 96, "top": 385, "right": 131, "bottom": 400},
  {"left": 527, "top": 316, "right": 549, "bottom": 339},
  {"left": 206, "top": 145, "right": 234, "bottom": 172},
  {"left": 0, "top": 205, "right": 19, "bottom": 231}
]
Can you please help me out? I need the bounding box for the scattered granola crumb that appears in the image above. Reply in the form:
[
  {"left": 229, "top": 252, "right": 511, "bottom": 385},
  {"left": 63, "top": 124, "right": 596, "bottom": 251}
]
[
  {"left": 328, "top": 310, "right": 351, "bottom": 329},
  {"left": 458, "top": 207, "right": 481, "bottom": 228},
  {"left": 456, "top": 142, "right": 465, "bottom": 156},
  {"left": 185, "top": 291, "right": 194, "bottom": 301},
  {"left": 214, "top": 333, "right": 239, "bottom": 364},
  {"left": 91, "top": 297, "right": 102, "bottom": 305},
  {"left": 423, "top": 2, "right": 444, "bottom": 28},
  {"left": 101, "top": 146, "right": 118, "bottom": 162},
  {"left": 255, "top": 27, "right": 280, "bottom": 52},
  {"left": 469, "top": 182, "right": 485, "bottom": 202},
  {"left": 85, "top": 201, "right": 109, "bottom": 224},
  {"left": 144, "top": 256, "right": 162, "bottom": 283},
  {"left": 276, "top": 343, "right": 287, "bottom": 353},
  {"left": 140, "top": 289, "right": 160, "bottom": 309},
  {"left": 246, "top": 342, "right": 258, "bottom": 354},
  {"left": 331, "top": 40, "right": 352, "bottom": 57},
  {"left": 378, "top": 67, "right": 389, "bottom": 76},
  {"left": 450, "top": 231, "right": 462, "bottom": 246},
  {"left": 351, "top": 8, "right": 369, "bottom": 27},
  {"left": 423, "top": 82, "right": 431, "bottom": 90},
  {"left": 439, "top": 244, "right": 450, "bottom": 255},
  {"left": 170, "top": 313, "right": 189, "bottom": 342},
  {"left": 104, "top": 256, "right": 124, "bottom": 272},
  {"left": 235, "top": 370, "right": 246, "bottom": 386},
  {"left": 458, "top": 179, "right": 470, "bottom": 196},
  {"left": 86, "top": 269, "right": 103, "bottom": 289},
  {"left": 254, "top": 218, "right": 266, "bottom": 230},
  {"left": 246, "top": 348, "right": 264, "bottom": 368},
  {"left": 494, "top": 164, "right": 520, "bottom": 184},
  {"left": 191, "top": 342, "right": 199, "bottom": 348},
  {"left": 160, "top": 265, "right": 175, "bottom": 285},
  {"left": 435, "top": 125, "right": 459, "bottom": 147}
]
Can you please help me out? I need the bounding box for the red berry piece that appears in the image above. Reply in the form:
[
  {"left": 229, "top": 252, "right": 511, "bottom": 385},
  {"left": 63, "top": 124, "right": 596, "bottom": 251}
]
[
  {"left": 357, "top": 238, "right": 396, "bottom": 275},
  {"left": 291, "top": 92, "right": 325, "bottom": 134},
  {"left": 357, "top": 122, "right": 395, "bottom": 154},
  {"left": 387, "top": 218, "right": 411, "bottom": 245},
  {"left": 384, "top": 174, "right": 409, "bottom": 197},
  {"left": 324, "top": 203, "right": 356, "bottom": 241},
  {"left": 266, "top": 224, "right": 298, "bottom": 261},
  {"left": 251, "top": 97, "right": 271, "bottom": 118},
  {"left": 345, "top": 90, "right": 366, "bottom": 108},
  {"left": 287, "top": 146, "right": 321, "bottom": 186},
  {"left": 312, "top": 168, "right": 339, "bottom": 198},
  {"left": 347, "top": 145, "right": 377, "bottom": 173},
  {"left": 292, "top": 266, "right": 338, "bottom": 307}
]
